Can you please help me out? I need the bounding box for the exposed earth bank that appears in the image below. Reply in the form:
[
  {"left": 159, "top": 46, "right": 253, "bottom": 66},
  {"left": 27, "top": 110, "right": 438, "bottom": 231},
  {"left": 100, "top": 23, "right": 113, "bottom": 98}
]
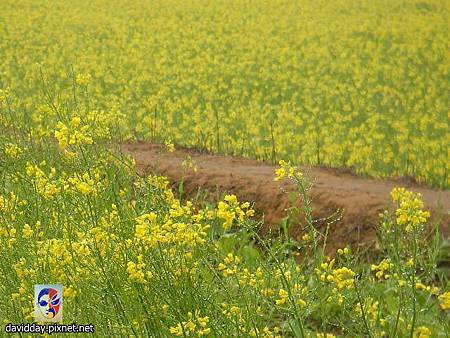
[{"left": 122, "top": 142, "right": 450, "bottom": 253}]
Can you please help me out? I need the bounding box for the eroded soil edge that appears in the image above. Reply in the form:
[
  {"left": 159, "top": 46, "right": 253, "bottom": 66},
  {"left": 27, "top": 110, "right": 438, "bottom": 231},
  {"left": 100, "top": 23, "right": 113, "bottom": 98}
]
[{"left": 122, "top": 142, "right": 450, "bottom": 253}]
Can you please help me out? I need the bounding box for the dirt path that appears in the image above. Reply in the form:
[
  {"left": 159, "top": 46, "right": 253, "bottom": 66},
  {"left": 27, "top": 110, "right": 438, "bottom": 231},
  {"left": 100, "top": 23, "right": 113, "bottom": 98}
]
[{"left": 122, "top": 142, "right": 450, "bottom": 253}]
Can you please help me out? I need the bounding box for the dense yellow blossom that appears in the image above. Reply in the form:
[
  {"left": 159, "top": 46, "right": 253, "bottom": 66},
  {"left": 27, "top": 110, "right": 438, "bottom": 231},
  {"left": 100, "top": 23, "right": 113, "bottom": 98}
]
[
  {"left": 63, "top": 286, "right": 77, "bottom": 300},
  {"left": 126, "top": 261, "right": 149, "bottom": 284},
  {"left": 3, "top": 143, "right": 22, "bottom": 158},
  {"left": 0, "top": 0, "right": 448, "bottom": 187},
  {"left": 330, "top": 267, "right": 355, "bottom": 290},
  {"left": 54, "top": 119, "right": 93, "bottom": 149},
  {"left": 22, "top": 224, "right": 33, "bottom": 239},
  {"left": 391, "top": 188, "right": 430, "bottom": 232},
  {"left": 217, "top": 194, "right": 254, "bottom": 230},
  {"left": 275, "top": 289, "right": 289, "bottom": 305},
  {"left": 438, "top": 291, "right": 450, "bottom": 310},
  {"left": 413, "top": 326, "right": 431, "bottom": 338}
]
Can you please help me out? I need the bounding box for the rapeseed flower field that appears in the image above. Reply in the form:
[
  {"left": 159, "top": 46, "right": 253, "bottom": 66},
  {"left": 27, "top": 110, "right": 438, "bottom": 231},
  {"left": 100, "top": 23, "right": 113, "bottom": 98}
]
[
  {"left": 0, "top": 0, "right": 449, "bottom": 337},
  {"left": 0, "top": 0, "right": 449, "bottom": 187},
  {"left": 0, "top": 124, "right": 448, "bottom": 336}
]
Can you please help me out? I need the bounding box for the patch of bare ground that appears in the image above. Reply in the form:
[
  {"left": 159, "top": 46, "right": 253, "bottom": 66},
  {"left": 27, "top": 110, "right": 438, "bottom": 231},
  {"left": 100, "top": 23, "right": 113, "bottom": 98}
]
[{"left": 121, "top": 141, "right": 449, "bottom": 254}]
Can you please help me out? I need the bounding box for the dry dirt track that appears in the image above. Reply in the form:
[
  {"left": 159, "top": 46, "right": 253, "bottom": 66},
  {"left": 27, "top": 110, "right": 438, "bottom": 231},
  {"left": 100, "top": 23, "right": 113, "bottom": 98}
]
[{"left": 122, "top": 142, "right": 450, "bottom": 253}]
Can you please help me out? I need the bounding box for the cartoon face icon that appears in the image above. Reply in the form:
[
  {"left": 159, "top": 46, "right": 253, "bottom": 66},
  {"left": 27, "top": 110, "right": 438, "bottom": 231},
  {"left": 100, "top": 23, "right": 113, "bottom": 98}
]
[{"left": 37, "top": 288, "right": 61, "bottom": 319}]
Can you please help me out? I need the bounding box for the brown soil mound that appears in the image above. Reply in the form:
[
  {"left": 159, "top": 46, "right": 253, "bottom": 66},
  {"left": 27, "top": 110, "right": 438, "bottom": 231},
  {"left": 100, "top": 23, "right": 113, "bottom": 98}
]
[{"left": 122, "top": 142, "right": 450, "bottom": 253}]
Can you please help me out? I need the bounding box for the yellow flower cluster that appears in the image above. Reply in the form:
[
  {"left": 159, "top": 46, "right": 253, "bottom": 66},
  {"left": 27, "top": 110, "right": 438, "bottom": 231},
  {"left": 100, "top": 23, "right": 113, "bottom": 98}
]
[
  {"left": 217, "top": 194, "right": 254, "bottom": 230},
  {"left": 0, "top": 192, "right": 27, "bottom": 220},
  {"left": 371, "top": 259, "right": 394, "bottom": 279},
  {"left": 67, "top": 173, "right": 99, "bottom": 196},
  {"left": 134, "top": 209, "right": 210, "bottom": 249},
  {"left": 316, "top": 259, "right": 355, "bottom": 289},
  {"left": 337, "top": 247, "right": 350, "bottom": 256},
  {"left": 316, "top": 334, "right": 336, "bottom": 338},
  {"left": 438, "top": 291, "right": 450, "bottom": 310},
  {"left": 75, "top": 73, "right": 91, "bottom": 86},
  {"left": 169, "top": 311, "right": 211, "bottom": 337},
  {"left": 218, "top": 253, "right": 241, "bottom": 278},
  {"left": 25, "top": 163, "right": 60, "bottom": 199},
  {"left": 221, "top": 303, "right": 242, "bottom": 319},
  {"left": 3, "top": 143, "right": 22, "bottom": 158},
  {"left": 275, "top": 289, "right": 289, "bottom": 305},
  {"left": 164, "top": 139, "right": 175, "bottom": 153},
  {"left": 249, "top": 326, "right": 282, "bottom": 338},
  {"left": 63, "top": 286, "right": 77, "bottom": 300},
  {"left": 274, "top": 160, "right": 296, "bottom": 182},
  {"left": 127, "top": 257, "right": 152, "bottom": 284},
  {"left": 391, "top": 188, "right": 430, "bottom": 232},
  {"left": 415, "top": 282, "right": 439, "bottom": 296},
  {"left": 54, "top": 117, "right": 93, "bottom": 149},
  {"left": 0, "top": 87, "right": 10, "bottom": 103},
  {"left": 330, "top": 267, "right": 355, "bottom": 290},
  {"left": 22, "top": 224, "right": 33, "bottom": 239},
  {"left": 413, "top": 326, "right": 431, "bottom": 338}
]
